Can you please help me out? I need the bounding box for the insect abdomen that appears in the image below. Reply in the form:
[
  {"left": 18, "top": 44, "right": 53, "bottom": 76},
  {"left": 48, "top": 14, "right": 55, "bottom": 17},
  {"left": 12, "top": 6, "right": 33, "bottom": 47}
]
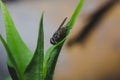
[{"left": 50, "top": 27, "right": 67, "bottom": 45}]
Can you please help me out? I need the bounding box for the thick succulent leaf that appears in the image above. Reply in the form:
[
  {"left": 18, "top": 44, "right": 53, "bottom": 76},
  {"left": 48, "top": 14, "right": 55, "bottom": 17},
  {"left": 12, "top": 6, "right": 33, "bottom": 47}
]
[
  {"left": 0, "top": 0, "right": 33, "bottom": 75},
  {"left": 0, "top": 35, "right": 22, "bottom": 79},
  {"left": 43, "top": 43, "right": 63, "bottom": 80},
  {"left": 67, "top": 0, "right": 84, "bottom": 30},
  {"left": 7, "top": 66, "right": 19, "bottom": 80},
  {"left": 24, "top": 13, "right": 44, "bottom": 80},
  {"left": 44, "top": 0, "right": 84, "bottom": 80}
]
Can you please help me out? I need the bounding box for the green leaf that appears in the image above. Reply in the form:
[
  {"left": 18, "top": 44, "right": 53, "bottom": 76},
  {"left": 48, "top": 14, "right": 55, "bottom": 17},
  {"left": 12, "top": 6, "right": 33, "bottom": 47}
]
[
  {"left": 5, "top": 76, "right": 12, "bottom": 80},
  {"left": 24, "top": 13, "right": 44, "bottom": 80},
  {"left": 67, "top": 0, "right": 84, "bottom": 30},
  {"left": 0, "top": 0, "right": 33, "bottom": 76},
  {"left": 44, "top": 0, "right": 84, "bottom": 80},
  {"left": 43, "top": 43, "right": 63, "bottom": 80},
  {"left": 0, "top": 35, "right": 22, "bottom": 79}
]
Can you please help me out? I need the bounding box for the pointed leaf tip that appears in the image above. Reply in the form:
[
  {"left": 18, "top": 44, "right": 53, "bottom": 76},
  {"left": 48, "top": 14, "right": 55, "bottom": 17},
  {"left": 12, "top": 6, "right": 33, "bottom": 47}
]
[
  {"left": 24, "top": 13, "right": 44, "bottom": 80},
  {"left": 44, "top": 0, "right": 84, "bottom": 80}
]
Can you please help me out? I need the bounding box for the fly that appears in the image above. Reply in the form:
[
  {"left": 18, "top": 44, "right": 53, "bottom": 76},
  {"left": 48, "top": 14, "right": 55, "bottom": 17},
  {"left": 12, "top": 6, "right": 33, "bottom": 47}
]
[{"left": 50, "top": 17, "right": 68, "bottom": 45}]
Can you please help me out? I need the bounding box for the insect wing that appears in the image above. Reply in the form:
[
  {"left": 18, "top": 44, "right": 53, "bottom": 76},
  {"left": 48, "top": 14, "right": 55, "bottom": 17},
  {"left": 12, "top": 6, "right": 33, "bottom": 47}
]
[{"left": 57, "top": 17, "right": 67, "bottom": 31}]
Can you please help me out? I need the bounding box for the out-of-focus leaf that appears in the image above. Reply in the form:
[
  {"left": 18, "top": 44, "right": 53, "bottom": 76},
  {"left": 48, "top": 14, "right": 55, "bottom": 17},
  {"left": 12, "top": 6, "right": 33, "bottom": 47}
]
[
  {"left": 24, "top": 13, "right": 44, "bottom": 80},
  {"left": 0, "top": 0, "right": 33, "bottom": 76},
  {"left": 44, "top": 0, "right": 84, "bottom": 80},
  {"left": 5, "top": 76, "right": 12, "bottom": 80}
]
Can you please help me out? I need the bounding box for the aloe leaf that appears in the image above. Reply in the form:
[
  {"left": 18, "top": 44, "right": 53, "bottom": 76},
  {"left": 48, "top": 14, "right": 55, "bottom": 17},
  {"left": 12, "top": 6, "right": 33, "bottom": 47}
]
[
  {"left": 43, "top": 43, "right": 63, "bottom": 80},
  {"left": 24, "top": 13, "right": 44, "bottom": 80},
  {"left": 0, "top": 0, "right": 33, "bottom": 75},
  {"left": 44, "top": 0, "right": 84, "bottom": 80},
  {"left": 0, "top": 35, "right": 22, "bottom": 79},
  {"left": 67, "top": 0, "right": 84, "bottom": 30}
]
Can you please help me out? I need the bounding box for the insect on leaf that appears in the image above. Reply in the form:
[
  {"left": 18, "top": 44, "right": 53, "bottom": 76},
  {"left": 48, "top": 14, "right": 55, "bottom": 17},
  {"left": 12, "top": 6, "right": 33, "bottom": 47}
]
[{"left": 44, "top": 0, "right": 84, "bottom": 80}]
